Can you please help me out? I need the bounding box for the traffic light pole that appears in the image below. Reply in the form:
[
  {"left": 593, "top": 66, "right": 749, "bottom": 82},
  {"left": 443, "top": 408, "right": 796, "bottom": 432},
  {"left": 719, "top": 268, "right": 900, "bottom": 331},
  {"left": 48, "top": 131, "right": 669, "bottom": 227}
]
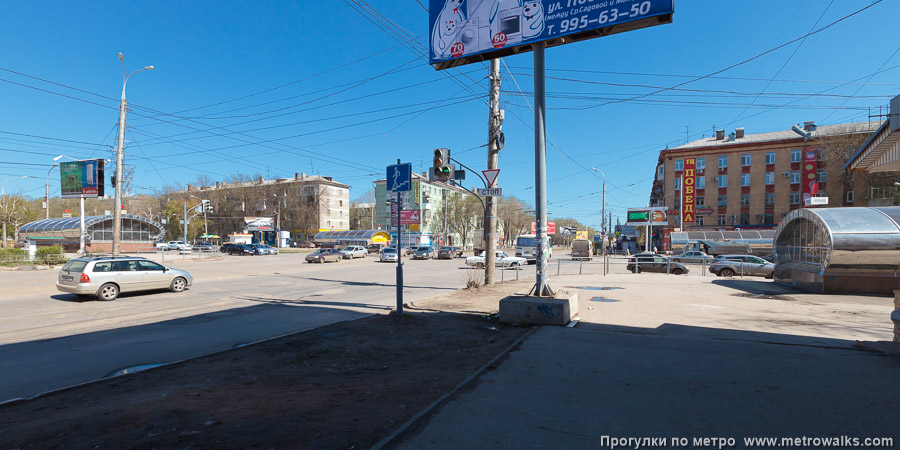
[
  {"left": 395, "top": 159, "right": 404, "bottom": 317},
  {"left": 532, "top": 43, "right": 553, "bottom": 297},
  {"left": 485, "top": 58, "right": 501, "bottom": 285}
]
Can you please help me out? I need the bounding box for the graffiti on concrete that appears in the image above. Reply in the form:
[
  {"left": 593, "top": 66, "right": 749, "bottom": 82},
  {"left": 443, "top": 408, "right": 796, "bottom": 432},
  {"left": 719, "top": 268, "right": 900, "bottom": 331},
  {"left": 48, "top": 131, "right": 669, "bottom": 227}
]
[{"left": 536, "top": 304, "right": 560, "bottom": 319}]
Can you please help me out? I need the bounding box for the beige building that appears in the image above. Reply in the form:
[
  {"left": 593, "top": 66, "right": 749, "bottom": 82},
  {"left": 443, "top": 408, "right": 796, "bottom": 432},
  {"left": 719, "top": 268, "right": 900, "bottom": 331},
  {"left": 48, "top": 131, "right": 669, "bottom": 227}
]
[{"left": 650, "top": 121, "right": 882, "bottom": 229}]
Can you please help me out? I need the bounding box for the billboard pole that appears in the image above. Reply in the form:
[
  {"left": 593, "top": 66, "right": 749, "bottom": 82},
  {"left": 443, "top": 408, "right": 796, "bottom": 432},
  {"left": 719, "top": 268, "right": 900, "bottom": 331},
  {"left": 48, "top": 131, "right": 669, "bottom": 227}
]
[{"left": 533, "top": 42, "right": 552, "bottom": 297}]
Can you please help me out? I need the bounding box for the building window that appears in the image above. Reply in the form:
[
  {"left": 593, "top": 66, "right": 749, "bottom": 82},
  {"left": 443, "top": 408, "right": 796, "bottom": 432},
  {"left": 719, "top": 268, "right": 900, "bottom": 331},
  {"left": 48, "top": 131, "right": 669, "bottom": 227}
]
[
  {"left": 741, "top": 154, "right": 751, "bottom": 166},
  {"left": 697, "top": 157, "right": 706, "bottom": 171},
  {"left": 765, "top": 192, "right": 774, "bottom": 205},
  {"left": 674, "top": 198, "right": 681, "bottom": 210},
  {"left": 765, "top": 172, "right": 774, "bottom": 185},
  {"left": 697, "top": 177, "right": 705, "bottom": 189},
  {"left": 674, "top": 178, "right": 681, "bottom": 191},
  {"left": 674, "top": 159, "right": 683, "bottom": 171},
  {"left": 765, "top": 152, "right": 775, "bottom": 164},
  {"left": 718, "top": 175, "right": 727, "bottom": 188},
  {"left": 791, "top": 149, "right": 801, "bottom": 163},
  {"left": 790, "top": 171, "right": 800, "bottom": 184},
  {"left": 718, "top": 155, "right": 728, "bottom": 169},
  {"left": 817, "top": 169, "right": 827, "bottom": 183},
  {"left": 717, "top": 214, "right": 726, "bottom": 225},
  {"left": 339, "top": 200, "right": 343, "bottom": 207},
  {"left": 817, "top": 148, "right": 826, "bottom": 161},
  {"left": 790, "top": 192, "right": 800, "bottom": 204},
  {"left": 741, "top": 173, "right": 750, "bottom": 186},
  {"left": 696, "top": 216, "right": 704, "bottom": 226},
  {"left": 657, "top": 165, "right": 664, "bottom": 180},
  {"left": 846, "top": 190, "right": 854, "bottom": 203},
  {"left": 696, "top": 197, "right": 705, "bottom": 207},
  {"left": 740, "top": 214, "right": 749, "bottom": 225},
  {"left": 740, "top": 194, "right": 750, "bottom": 206},
  {"left": 717, "top": 195, "right": 727, "bottom": 207}
]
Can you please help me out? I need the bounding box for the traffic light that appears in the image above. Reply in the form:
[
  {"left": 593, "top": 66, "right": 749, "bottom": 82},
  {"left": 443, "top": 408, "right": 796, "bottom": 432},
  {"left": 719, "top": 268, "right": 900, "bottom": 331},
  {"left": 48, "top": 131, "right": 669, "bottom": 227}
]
[
  {"left": 201, "top": 199, "right": 213, "bottom": 213},
  {"left": 432, "top": 148, "right": 454, "bottom": 182}
]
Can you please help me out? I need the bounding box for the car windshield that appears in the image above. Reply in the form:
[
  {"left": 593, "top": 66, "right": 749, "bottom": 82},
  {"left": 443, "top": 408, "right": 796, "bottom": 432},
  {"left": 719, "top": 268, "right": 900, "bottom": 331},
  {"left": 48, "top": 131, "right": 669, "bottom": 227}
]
[{"left": 383, "top": 248, "right": 397, "bottom": 254}]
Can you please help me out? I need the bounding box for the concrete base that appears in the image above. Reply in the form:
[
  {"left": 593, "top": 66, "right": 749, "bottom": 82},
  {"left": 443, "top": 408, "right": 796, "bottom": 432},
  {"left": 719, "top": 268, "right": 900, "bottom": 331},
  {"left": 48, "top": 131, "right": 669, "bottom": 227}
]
[{"left": 499, "top": 290, "right": 579, "bottom": 326}]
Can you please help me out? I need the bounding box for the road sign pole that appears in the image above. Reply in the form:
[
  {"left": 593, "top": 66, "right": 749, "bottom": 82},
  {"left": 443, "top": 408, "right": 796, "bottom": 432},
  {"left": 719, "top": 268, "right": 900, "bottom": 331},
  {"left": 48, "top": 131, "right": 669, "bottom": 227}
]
[
  {"left": 485, "top": 58, "right": 501, "bottom": 285},
  {"left": 533, "top": 43, "right": 552, "bottom": 297}
]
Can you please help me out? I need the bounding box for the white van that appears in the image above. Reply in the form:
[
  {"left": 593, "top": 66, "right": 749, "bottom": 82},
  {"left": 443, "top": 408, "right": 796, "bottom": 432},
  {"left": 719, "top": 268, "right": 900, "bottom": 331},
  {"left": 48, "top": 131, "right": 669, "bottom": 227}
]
[{"left": 571, "top": 239, "right": 593, "bottom": 260}]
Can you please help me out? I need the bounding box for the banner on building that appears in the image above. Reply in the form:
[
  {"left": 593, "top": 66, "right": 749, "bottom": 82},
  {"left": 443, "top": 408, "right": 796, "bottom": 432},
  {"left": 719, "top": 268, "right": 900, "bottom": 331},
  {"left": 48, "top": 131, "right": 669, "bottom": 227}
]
[
  {"left": 530, "top": 221, "right": 556, "bottom": 235},
  {"left": 245, "top": 217, "right": 274, "bottom": 231},
  {"left": 681, "top": 157, "right": 696, "bottom": 224},
  {"left": 802, "top": 148, "right": 819, "bottom": 205}
]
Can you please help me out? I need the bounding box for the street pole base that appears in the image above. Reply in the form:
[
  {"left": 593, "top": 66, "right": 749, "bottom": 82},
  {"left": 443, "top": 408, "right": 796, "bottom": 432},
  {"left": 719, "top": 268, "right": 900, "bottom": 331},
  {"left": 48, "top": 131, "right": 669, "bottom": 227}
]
[{"left": 527, "top": 283, "right": 555, "bottom": 298}]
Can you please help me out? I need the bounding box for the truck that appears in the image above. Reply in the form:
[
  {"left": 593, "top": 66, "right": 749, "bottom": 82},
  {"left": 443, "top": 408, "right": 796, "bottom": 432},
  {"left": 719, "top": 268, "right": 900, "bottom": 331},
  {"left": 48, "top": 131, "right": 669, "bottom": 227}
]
[{"left": 473, "top": 229, "right": 484, "bottom": 254}]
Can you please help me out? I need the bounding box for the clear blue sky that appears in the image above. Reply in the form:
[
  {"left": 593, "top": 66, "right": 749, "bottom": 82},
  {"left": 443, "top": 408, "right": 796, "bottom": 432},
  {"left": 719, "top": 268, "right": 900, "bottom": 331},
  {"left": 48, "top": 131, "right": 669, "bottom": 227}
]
[{"left": 1, "top": 0, "right": 897, "bottom": 228}]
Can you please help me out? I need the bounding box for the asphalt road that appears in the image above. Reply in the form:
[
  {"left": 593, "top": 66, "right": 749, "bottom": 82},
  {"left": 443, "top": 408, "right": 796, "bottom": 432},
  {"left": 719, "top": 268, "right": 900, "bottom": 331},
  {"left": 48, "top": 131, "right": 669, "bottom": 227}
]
[{"left": 0, "top": 252, "right": 530, "bottom": 403}]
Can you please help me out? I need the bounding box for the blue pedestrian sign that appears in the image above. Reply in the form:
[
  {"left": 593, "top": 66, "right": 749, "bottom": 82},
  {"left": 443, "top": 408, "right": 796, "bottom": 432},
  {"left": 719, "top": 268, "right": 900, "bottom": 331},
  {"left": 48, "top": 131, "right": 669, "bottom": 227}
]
[{"left": 387, "top": 162, "right": 412, "bottom": 192}]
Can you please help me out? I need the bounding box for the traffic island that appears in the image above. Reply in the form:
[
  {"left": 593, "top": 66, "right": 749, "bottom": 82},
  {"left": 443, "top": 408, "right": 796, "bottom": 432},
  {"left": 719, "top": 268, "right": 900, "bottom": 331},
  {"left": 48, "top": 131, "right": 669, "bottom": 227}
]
[{"left": 499, "top": 290, "right": 578, "bottom": 326}]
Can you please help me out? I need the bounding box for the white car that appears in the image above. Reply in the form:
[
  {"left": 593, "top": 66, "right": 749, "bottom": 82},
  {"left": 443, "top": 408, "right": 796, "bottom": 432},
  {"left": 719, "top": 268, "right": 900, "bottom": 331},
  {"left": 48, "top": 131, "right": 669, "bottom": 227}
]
[
  {"left": 380, "top": 247, "right": 398, "bottom": 262},
  {"left": 340, "top": 245, "right": 367, "bottom": 259},
  {"left": 167, "top": 241, "right": 190, "bottom": 251},
  {"left": 465, "top": 251, "right": 526, "bottom": 269}
]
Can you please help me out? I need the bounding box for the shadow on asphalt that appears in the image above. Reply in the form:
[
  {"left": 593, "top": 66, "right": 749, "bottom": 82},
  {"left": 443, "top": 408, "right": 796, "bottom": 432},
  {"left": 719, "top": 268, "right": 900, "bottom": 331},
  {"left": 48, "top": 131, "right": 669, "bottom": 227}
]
[
  {"left": 711, "top": 279, "right": 799, "bottom": 295},
  {"left": 49, "top": 289, "right": 187, "bottom": 303},
  {"left": 274, "top": 275, "right": 458, "bottom": 291},
  {"left": 231, "top": 295, "right": 394, "bottom": 311}
]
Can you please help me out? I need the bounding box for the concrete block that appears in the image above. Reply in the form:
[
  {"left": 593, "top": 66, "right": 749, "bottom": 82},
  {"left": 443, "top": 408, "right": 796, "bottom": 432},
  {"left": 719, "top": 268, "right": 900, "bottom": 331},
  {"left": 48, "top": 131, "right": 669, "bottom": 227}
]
[{"left": 499, "top": 290, "right": 578, "bottom": 326}]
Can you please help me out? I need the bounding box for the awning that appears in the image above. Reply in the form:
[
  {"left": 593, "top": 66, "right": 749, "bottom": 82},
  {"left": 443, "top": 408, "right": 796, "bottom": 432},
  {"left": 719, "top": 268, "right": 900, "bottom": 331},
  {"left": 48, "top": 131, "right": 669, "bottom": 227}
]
[{"left": 845, "top": 94, "right": 900, "bottom": 173}]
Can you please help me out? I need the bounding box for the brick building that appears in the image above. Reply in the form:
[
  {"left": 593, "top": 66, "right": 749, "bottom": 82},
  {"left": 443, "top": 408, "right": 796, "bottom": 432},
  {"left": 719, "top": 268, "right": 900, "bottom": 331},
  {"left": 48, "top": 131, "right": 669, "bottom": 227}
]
[{"left": 650, "top": 121, "right": 882, "bottom": 230}]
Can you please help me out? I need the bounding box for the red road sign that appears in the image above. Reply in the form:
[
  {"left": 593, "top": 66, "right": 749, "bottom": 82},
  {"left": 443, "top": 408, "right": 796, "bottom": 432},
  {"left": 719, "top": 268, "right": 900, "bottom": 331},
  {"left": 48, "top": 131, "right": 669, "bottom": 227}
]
[{"left": 482, "top": 169, "right": 500, "bottom": 187}]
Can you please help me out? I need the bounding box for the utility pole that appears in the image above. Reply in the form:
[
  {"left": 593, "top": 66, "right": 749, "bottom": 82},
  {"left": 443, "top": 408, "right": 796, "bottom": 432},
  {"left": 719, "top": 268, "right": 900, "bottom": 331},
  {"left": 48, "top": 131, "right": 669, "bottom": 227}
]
[
  {"left": 601, "top": 182, "right": 606, "bottom": 237},
  {"left": 485, "top": 58, "right": 502, "bottom": 285}
]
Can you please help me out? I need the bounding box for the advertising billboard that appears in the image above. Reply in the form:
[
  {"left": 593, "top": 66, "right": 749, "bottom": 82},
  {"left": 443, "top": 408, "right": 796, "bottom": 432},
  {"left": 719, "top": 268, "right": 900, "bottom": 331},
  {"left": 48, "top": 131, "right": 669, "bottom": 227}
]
[
  {"left": 626, "top": 207, "right": 667, "bottom": 226},
  {"left": 245, "top": 217, "right": 275, "bottom": 231},
  {"left": 60, "top": 159, "right": 105, "bottom": 199},
  {"left": 681, "top": 157, "right": 696, "bottom": 224},
  {"left": 802, "top": 148, "right": 819, "bottom": 205},
  {"left": 429, "top": 0, "right": 674, "bottom": 69}
]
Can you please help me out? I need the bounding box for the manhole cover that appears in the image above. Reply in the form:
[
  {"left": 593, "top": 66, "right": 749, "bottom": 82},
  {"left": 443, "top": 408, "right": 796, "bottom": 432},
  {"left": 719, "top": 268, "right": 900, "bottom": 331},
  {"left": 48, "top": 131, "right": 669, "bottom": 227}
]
[
  {"left": 591, "top": 297, "right": 619, "bottom": 302},
  {"left": 733, "top": 293, "right": 793, "bottom": 301},
  {"left": 572, "top": 287, "right": 623, "bottom": 291}
]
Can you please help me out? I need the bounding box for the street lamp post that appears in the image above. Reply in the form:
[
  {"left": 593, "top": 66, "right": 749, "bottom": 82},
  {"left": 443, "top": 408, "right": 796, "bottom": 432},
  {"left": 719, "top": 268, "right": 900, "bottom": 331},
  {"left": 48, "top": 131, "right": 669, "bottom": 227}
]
[
  {"left": 113, "top": 52, "right": 154, "bottom": 256},
  {"left": 591, "top": 168, "right": 607, "bottom": 235},
  {"left": 46, "top": 163, "right": 58, "bottom": 220},
  {"left": 2, "top": 176, "right": 28, "bottom": 248}
]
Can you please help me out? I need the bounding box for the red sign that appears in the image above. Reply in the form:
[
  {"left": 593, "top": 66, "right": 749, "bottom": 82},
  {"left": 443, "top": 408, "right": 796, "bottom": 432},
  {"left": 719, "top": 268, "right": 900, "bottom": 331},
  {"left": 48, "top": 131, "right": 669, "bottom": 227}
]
[
  {"left": 530, "top": 221, "right": 556, "bottom": 235},
  {"left": 681, "top": 158, "right": 696, "bottom": 224},
  {"left": 802, "top": 148, "right": 818, "bottom": 205},
  {"left": 450, "top": 42, "right": 464, "bottom": 58},
  {"left": 399, "top": 210, "right": 420, "bottom": 225},
  {"left": 492, "top": 33, "right": 507, "bottom": 48}
]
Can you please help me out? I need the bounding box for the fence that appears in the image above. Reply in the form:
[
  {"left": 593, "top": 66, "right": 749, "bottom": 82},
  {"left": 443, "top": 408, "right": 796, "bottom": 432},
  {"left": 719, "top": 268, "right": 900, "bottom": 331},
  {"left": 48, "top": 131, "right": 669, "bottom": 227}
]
[{"left": 0, "top": 253, "right": 69, "bottom": 266}]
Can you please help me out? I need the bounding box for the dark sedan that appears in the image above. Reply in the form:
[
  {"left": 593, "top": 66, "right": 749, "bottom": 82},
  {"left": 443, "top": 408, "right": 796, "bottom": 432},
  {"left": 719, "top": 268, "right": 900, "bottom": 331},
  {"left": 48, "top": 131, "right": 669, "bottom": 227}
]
[
  {"left": 626, "top": 254, "right": 690, "bottom": 275},
  {"left": 227, "top": 244, "right": 259, "bottom": 256},
  {"left": 305, "top": 248, "right": 343, "bottom": 263}
]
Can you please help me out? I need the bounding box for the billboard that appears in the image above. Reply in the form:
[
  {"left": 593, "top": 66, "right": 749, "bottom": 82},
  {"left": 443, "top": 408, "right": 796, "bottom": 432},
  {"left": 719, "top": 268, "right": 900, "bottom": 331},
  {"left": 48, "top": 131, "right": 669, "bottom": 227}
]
[
  {"left": 802, "top": 148, "right": 819, "bottom": 205},
  {"left": 245, "top": 217, "right": 275, "bottom": 231},
  {"left": 60, "top": 159, "right": 105, "bottom": 199},
  {"left": 681, "top": 157, "right": 696, "bottom": 224},
  {"left": 429, "top": 0, "right": 674, "bottom": 69},
  {"left": 531, "top": 220, "right": 556, "bottom": 235},
  {"left": 626, "top": 207, "right": 667, "bottom": 226}
]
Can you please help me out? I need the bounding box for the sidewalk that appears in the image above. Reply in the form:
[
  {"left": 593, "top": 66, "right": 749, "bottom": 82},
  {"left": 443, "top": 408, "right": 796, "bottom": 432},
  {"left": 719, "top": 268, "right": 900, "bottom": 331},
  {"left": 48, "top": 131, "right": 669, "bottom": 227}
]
[{"left": 397, "top": 273, "right": 899, "bottom": 448}]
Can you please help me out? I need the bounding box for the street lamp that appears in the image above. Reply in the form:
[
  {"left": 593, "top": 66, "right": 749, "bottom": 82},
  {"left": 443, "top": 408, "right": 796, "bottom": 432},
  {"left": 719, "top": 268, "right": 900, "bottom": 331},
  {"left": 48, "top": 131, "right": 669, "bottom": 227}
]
[
  {"left": 591, "top": 167, "right": 608, "bottom": 235},
  {"left": 46, "top": 163, "right": 58, "bottom": 219},
  {"left": 1, "top": 176, "right": 28, "bottom": 249},
  {"left": 113, "top": 52, "right": 154, "bottom": 256}
]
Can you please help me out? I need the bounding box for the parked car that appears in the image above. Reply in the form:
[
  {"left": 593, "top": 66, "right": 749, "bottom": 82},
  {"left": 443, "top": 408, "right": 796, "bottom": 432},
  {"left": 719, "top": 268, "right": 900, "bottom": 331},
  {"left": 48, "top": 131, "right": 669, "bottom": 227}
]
[
  {"left": 709, "top": 254, "right": 774, "bottom": 278},
  {"left": 340, "top": 245, "right": 367, "bottom": 259},
  {"left": 56, "top": 256, "right": 193, "bottom": 301},
  {"left": 367, "top": 244, "right": 383, "bottom": 254},
  {"left": 437, "top": 246, "right": 456, "bottom": 259},
  {"left": 380, "top": 247, "right": 398, "bottom": 262},
  {"left": 166, "top": 241, "right": 190, "bottom": 251},
  {"left": 306, "top": 248, "right": 343, "bottom": 263},
  {"left": 291, "top": 240, "right": 316, "bottom": 248},
  {"left": 671, "top": 251, "right": 713, "bottom": 264},
  {"left": 228, "top": 244, "right": 259, "bottom": 256},
  {"left": 220, "top": 243, "right": 239, "bottom": 253},
  {"left": 155, "top": 241, "right": 168, "bottom": 251},
  {"left": 412, "top": 246, "right": 435, "bottom": 260},
  {"left": 249, "top": 243, "right": 270, "bottom": 255},
  {"left": 261, "top": 244, "right": 278, "bottom": 255},
  {"left": 194, "top": 242, "right": 217, "bottom": 252},
  {"left": 465, "top": 251, "right": 527, "bottom": 269},
  {"left": 626, "top": 254, "right": 690, "bottom": 275},
  {"left": 571, "top": 239, "right": 593, "bottom": 260}
]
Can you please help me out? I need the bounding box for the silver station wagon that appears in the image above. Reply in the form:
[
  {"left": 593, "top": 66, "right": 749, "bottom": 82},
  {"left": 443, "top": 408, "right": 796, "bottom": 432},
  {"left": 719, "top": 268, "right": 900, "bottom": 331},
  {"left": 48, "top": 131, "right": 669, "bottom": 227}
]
[{"left": 56, "top": 256, "right": 193, "bottom": 301}]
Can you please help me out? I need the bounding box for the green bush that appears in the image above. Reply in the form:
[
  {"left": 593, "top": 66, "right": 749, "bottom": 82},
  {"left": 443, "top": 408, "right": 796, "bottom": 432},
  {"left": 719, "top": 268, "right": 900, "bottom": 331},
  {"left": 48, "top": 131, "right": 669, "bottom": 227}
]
[
  {"left": 35, "top": 245, "right": 64, "bottom": 264},
  {"left": 0, "top": 248, "right": 26, "bottom": 257}
]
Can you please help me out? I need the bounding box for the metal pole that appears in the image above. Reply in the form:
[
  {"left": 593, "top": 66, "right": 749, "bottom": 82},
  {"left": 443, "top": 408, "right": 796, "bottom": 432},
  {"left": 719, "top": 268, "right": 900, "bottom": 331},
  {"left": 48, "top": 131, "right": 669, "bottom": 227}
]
[
  {"left": 113, "top": 90, "right": 126, "bottom": 256},
  {"left": 601, "top": 182, "right": 606, "bottom": 236},
  {"left": 533, "top": 42, "right": 552, "bottom": 297},
  {"left": 485, "top": 58, "right": 501, "bottom": 285},
  {"left": 46, "top": 165, "right": 55, "bottom": 220},
  {"left": 79, "top": 198, "right": 85, "bottom": 254},
  {"left": 183, "top": 201, "right": 188, "bottom": 246},
  {"left": 395, "top": 159, "right": 404, "bottom": 317}
]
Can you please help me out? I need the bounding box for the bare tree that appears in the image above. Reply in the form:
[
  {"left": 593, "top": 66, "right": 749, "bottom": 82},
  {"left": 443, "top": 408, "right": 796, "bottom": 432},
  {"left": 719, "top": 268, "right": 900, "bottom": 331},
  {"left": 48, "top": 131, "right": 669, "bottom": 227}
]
[
  {"left": 497, "top": 196, "right": 533, "bottom": 246},
  {"left": 446, "top": 192, "right": 481, "bottom": 248}
]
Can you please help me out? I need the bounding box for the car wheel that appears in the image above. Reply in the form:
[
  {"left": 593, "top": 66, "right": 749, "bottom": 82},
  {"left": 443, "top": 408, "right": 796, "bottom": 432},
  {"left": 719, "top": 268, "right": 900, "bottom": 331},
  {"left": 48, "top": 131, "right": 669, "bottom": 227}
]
[
  {"left": 721, "top": 268, "right": 735, "bottom": 277},
  {"left": 766, "top": 273, "right": 774, "bottom": 279},
  {"left": 476, "top": 262, "right": 484, "bottom": 269},
  {"left": 170, "top": 277, "right": 187, "bottom": 293},
  {"left": 97, "top": 283, "right": 119, "bottom": 301},
  {"left": 673, "top": 259, "right": 681, "bottom": 262},
  {"left": 672, "top": 268, "right": 684, "bottom": 275}
]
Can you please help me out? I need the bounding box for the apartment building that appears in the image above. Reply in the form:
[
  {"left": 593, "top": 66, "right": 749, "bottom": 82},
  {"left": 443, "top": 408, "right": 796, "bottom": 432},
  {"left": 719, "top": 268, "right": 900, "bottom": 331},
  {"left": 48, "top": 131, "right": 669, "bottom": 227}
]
[
  {"left": 650, "top": 121, "right": 882, "bottom": 229},
  {"left": 373, "top": 172, "right": 472, "bottom": 247}
]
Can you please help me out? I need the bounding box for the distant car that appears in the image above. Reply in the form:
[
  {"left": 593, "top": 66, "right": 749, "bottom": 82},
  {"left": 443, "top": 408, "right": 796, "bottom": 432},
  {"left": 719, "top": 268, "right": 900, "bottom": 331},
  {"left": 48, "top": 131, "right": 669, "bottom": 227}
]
[
  {"left": 380, "top": 247, "right": 398, "bottom": 262},
  {"left": 292, "top": 240, "right": 316, "bottom": 248},
  {"left": 228, "top": 244, "right": 258, "bottom": 256},
  {"left": 155, "top": 241, "right": 168, "bottom": 251},
  {"left": 220, "top": 243, "right": 239, "bottom": 253},
  {"left": 412, "top": 246, "right": 435, "bottom": 260},
  {"left": 166, "top": 241, "right": 190, "bottom": 251},
  {"left": 306, "top": 248, "right": 342, "bottom": 263},
  {"left": 709, "top": 254, "right": 774, "bottom": 278},
  {"left": 437, "top": 246, "right": 456, "bottom": 259},
  {"left": 465, "top": 251, "right": 526, "bottom": 269},
  {"left": 340, "top": 245, "right": 367, "bottom": 259},
  {"left": 56, "top": 256, "right": 192, "bottom": 301},
  {"left": 367, "top": 244, "right": 383, "bottom": 254},
  {"left": 626, "top": 254, "right": 690, "bottom": 275},
  {"left": 671, "top": 251, "right": 713, "bottom": 264},
  {"left": 249, "top": 244, "right": 270, "bottom": 255},
  {"left": 261, "top": 244, "right": 278, "bottom": 255},
  {"left": 194, "top": 242, "right": 217, "bottom": 252}
]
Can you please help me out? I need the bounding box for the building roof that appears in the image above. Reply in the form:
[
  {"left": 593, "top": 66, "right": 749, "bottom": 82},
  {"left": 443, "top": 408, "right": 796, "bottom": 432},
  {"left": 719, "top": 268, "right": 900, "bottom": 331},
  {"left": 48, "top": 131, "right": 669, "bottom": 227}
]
[
  {"left": 669, "top": 121, "right": 881, "bottom": 152},
  {"left": 177, "top": 174, "right": 350, "bottom": 194}
]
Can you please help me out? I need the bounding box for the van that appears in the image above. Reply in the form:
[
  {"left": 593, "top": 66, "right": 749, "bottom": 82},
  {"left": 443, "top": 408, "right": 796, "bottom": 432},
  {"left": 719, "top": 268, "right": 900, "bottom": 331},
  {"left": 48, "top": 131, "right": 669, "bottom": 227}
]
[{"left": 571, "top": 239, "right": 593, "bottom": 260}]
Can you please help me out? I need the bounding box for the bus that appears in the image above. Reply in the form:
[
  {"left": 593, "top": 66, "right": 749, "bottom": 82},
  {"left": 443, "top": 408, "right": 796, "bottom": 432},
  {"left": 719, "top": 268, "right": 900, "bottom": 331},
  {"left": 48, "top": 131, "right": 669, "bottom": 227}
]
[{"left": 515, "top": 234, "right": 552, "bottom": 264}]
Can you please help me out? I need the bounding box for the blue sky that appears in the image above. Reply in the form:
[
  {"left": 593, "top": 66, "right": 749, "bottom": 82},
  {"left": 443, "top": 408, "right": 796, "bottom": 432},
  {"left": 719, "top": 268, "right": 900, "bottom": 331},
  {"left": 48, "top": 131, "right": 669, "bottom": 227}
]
[{"left": 1, "top": 0, "right": 898, "bottom": 229}]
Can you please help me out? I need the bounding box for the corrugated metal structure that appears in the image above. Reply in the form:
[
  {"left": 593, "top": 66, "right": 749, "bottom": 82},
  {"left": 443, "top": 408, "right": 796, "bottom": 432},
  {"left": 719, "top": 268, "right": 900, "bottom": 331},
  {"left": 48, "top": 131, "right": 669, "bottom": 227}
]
[
  {"left": 313, "top": 230, "right": 392, "bottom": 247},
  {"left": 773, "top": 207, "right": 900, "bottom": 294},
  {"left": 19, "top": 215, "right": 163, "bottom": 243}
]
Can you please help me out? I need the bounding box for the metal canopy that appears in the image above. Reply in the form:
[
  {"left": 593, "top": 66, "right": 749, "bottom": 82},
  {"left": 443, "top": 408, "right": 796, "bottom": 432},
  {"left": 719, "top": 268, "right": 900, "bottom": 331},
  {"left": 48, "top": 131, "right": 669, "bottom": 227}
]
[{"left": 19, "top": 215, "right": 163, "bottom": 240}]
